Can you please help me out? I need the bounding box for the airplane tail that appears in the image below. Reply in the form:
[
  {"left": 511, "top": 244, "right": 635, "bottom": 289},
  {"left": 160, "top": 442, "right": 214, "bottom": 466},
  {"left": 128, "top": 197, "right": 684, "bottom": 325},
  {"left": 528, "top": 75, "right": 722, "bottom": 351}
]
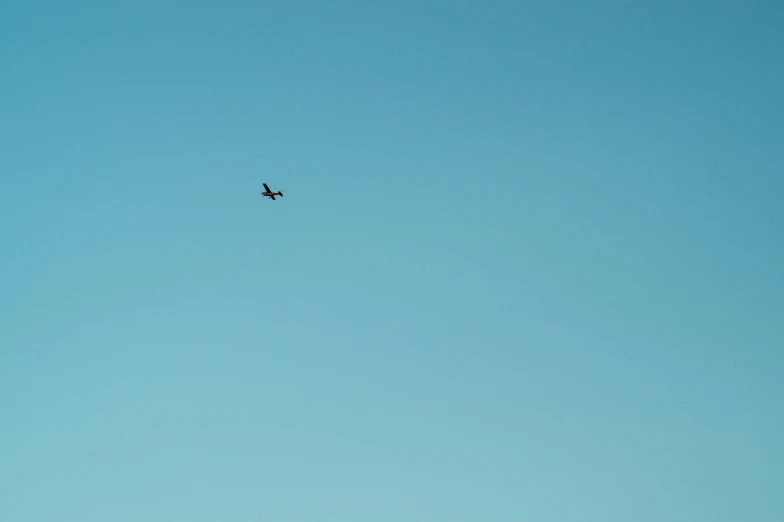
[{"left": 279, "top": 190, "right": 284, "bottom": 197}]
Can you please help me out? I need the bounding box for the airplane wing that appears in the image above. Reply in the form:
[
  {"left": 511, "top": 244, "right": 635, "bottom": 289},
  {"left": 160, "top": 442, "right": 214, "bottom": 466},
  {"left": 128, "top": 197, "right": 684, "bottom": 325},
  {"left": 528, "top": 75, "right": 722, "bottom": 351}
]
[
  {"left": 269, "top": 194, "right": 276, "bottom": 200},
  {"left": 263, "top": 183, "right": 272, "bottom": 192}
]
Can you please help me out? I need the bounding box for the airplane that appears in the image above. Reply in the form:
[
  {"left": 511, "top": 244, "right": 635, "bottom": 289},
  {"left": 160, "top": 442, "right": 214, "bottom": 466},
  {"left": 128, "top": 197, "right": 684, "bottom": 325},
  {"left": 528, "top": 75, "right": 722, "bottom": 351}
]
[{"left": 261, "top": 183, "right": 284, "bottom": 201}]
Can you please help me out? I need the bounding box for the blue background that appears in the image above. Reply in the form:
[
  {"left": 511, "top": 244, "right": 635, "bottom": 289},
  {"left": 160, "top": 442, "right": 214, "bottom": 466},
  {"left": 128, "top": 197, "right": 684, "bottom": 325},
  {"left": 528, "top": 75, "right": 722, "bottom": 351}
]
[{"left": 2, "top": 1, "right": 782, "bottom": 520}]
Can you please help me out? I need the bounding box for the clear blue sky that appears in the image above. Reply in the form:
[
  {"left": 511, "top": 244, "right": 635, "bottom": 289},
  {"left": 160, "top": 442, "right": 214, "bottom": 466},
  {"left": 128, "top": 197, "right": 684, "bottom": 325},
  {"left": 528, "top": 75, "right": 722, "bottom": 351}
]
[{"left": 2, "top": 1, "right": 782, "bottom": 521}]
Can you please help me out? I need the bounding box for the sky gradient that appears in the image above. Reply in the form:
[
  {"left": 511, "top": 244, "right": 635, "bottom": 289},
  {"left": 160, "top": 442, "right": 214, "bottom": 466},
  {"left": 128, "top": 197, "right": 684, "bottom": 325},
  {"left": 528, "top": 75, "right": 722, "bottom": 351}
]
[{"left": 2, "top": 1, "right": 783, "bottom": 521}]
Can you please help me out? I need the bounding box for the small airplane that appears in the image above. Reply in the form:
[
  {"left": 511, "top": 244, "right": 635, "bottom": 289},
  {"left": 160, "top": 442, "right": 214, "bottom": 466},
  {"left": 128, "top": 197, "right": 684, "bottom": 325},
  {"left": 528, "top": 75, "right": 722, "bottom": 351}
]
[{"left": 261, "top": 183, "right": 284, "bottom": 200}]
